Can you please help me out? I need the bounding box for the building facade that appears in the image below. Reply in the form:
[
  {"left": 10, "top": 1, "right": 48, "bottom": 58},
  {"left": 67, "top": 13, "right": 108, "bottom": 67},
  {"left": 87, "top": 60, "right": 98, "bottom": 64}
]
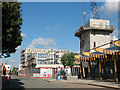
[
  {"left": 20, "top": 48, "right": 70, "bottom": 70},
  {"left": 75, "top": 19, "right": 114, "bottom": 54}
]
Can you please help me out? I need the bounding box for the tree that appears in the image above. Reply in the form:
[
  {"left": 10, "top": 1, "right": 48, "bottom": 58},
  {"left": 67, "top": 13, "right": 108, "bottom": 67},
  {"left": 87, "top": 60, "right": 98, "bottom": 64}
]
[
  {"left": 12, "top": 67, "right": 18, "bottom": 74},
  {"left": 67, "top": 52, "right": 76, "bottom": 75},
  {"left": 61, "top": 53, "right": 68, "bottom": 68},
  {"left": 2, "top": 2, "right": 23, "bottom": 58},
  {"left": 61, "top": 52, "right": 76, "bottom": 75},
  {"left": 67, "top": 52, "right": 76, "bottom": 68}
]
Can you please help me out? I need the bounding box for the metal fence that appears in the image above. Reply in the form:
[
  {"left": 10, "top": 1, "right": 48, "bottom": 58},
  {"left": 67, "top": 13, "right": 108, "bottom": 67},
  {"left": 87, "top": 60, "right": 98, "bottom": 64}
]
[{"left": 18, "top": 68, "right": 40, "bottom": 77}]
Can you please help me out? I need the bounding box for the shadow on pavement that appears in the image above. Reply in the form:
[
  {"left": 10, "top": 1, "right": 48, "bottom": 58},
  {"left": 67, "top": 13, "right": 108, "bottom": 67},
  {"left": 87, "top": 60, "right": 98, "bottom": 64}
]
[{"left": 2, "top": 78, "right": 25, "bottom": 89}]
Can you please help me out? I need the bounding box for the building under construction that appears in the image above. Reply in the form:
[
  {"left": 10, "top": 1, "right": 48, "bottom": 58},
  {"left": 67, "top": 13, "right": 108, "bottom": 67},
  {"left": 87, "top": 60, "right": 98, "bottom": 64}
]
[
  {"left": 18, "top": 48, "right": 72, "bottom": 78},
  {"left": 75, "top": 19, "right": 114, "bottom": 54},
  {"left": 75, "top": 18, "right": 120, "bottom": 82},
  {"left": 20, "top": 48, "right": 70, "bottom": 70}
]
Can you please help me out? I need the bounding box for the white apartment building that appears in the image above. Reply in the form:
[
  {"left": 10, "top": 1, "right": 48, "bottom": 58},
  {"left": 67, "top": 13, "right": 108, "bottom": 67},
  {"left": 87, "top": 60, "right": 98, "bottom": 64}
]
[
  {"left": 20, "top": 48, "right": 70, "bottom": 70},
  {"left": 75, "top": 19, "right": 114, "bottom": 54}
]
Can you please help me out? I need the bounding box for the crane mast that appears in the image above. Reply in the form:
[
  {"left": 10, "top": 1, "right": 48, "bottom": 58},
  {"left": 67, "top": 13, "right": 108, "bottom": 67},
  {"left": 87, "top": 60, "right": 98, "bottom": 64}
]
[{"left": 90, "top": 1, "right": 100, "bottom": 19}]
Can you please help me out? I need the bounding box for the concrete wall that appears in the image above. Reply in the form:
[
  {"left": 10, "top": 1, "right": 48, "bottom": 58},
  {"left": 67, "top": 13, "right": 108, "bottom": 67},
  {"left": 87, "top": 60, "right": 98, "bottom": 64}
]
[
  {"left": 90, "top": 30, "right": 111, "bottom": 52},
  {"left": 80, "top": 19, "right": 112, "bottom": 53},
  {"left": 84, "top": 19, "right": 110, "bottom": 29},
  {"left": 80, "top": 30, "right": 111, "bottom": 53},
  {"left": 90, "top": 19, "right": 110, "bottom": 29},
  {"left": 80, "top": 31, "right": 90, "bottom": 54}
]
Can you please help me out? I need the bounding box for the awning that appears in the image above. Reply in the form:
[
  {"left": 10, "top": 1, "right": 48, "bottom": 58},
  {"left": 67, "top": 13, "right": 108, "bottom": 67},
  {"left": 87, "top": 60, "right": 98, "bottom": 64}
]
[{"left": 94, "top": 46, "right": 120, "bottom": 55}]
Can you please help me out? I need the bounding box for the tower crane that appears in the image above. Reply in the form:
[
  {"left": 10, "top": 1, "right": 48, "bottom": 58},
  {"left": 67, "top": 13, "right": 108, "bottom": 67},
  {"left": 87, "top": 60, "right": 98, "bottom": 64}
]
[{"left": 90, "top": 1, "right": 100, "bottom": 19}]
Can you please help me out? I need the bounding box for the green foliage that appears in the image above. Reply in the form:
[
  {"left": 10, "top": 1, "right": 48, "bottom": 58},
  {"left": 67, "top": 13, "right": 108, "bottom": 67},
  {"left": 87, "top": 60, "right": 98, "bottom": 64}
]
[
  {"left": 12, "top": 67, "right": 18, "bottom": 73},
  {"left": 12, "top": 67, "right": 15, "bottom": 73},
  {"left": 61, "top": 52, "right": 76, "bottom": 68},
  {"left": 61, "top": 54, "right": 68, "bottom": 68},
  {"left": 2, "top": 2, "right": 23, "bottom": 58},
  {"left": 67, "top": 52, "right": 76, "bottom": 68}
]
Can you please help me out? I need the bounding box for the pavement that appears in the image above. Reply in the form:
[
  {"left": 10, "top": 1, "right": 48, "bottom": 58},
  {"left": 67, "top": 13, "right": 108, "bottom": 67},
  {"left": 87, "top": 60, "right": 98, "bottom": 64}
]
[{"left": 41, "top": 78, "right": 120, "bottom": 89}]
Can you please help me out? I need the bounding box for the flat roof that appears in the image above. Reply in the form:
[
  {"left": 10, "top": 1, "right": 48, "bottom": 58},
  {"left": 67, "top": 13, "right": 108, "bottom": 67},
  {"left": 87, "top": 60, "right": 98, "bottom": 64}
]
[{"left": 75, "top": 19, "right": 114, "bottom": 37}]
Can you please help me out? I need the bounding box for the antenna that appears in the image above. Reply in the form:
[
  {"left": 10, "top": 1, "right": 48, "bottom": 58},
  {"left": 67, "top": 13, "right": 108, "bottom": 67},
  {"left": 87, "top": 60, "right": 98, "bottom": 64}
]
[
  {"left": 84, "top": 12, "right": 86, "bottom": 25},
  {"left": 80, "top": 19, "right": 83, "bottom": 26}
]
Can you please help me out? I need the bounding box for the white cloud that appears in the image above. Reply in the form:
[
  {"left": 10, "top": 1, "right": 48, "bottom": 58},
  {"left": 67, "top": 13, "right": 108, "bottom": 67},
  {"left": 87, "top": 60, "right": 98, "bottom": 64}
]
[
  {"left": 46, "top": 26, "right": 50, "bottom": 30},
  {"left": 10, "top": 60, "right": 16, "bottom": 63},
  {"left": 46, "top": 25, "right": 56, "bottom": 30},
  {"left": 21, "top": 33, "right": 26, "bottom": 38},
  {"left": 16, "top": 46, "right": 21, "bottom": 50},
  {"left": 28, "top": 44, "right": 35, "bottom": 48},
  {"left": 28, "top": 37, "right": 56, "bottom": 48},
  {"left": 112, "top": 35, "right": 118, "bottom": 40},
  {"left": 100, "top": 0, "right": 119, "bottom": 15},
  {"left": 75, "top": 50, "right": 80, "bottom": 54},
  {"left": 110, "top": 35, "right": 118, "bottom": 40}
]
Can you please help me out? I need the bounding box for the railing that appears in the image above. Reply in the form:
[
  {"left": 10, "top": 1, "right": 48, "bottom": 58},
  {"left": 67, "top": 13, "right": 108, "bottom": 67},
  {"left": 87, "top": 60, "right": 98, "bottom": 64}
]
[
  {"left": 21, "top": 50, "right": 25, "bottom": 53},
  {"left": 27, "top": 60, "right": 36, "bottom": 65},
  {"left": 27, "top": 57, "right": 35, "bottom": 62},
  {"left": 27, "top": 54, "right": 32, "bottom": 58},
  {"left": 21, "top": 54, "right": 25, "bottom": 57},
  {"left": 20, "top": 61, "right": 25, "bottom": 64},
  {"left": 21, "top": 57, "right": 25, "bottom": 60},
  {"left": 21, "top": 64, "right": 27, "bottom": 67},
  {"left": 74, "top": 29, "right": 81, "bottom": 35},
  {"left": 18, "top": 68, "right": 40, "bottom": 77}
]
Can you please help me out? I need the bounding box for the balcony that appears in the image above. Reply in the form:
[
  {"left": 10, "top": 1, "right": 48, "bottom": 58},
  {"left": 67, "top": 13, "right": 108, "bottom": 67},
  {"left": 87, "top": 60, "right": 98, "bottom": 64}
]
[
  {"left": 27, "top": 61, "right": 36, "bottom": 66},
  {"left": 21, "top": 64, "right": 27, "bottom": 67},
  {"left": 27, "top": 54, "right": 32, "bottom": 58},
  {"left": 20, "top": 61, "right": 25, "bottom": 64},
  {"left": 27, "top": 57, "right": 35, "bottom": 62},
  {"left": 21, "top": 57, "right": 25, "bottom": 60},
  {"left": 21, "top": 54, "right": 25, "bottom": 57},
  {"left": 21, "top": 50, "right": 25, "bottom": 53}
]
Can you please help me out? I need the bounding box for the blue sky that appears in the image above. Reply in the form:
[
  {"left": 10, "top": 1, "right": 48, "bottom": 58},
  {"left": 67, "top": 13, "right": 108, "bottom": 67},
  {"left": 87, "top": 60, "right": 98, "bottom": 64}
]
[{"left": 2, "top": 2, "right": 119, "bottom": 69}]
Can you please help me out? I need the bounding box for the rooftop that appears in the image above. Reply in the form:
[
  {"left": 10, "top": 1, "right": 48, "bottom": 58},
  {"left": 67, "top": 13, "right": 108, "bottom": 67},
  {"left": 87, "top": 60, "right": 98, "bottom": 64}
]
[
  {"left": 22, "top": 48, "right": 70, "bottom": 53},
  {"left": 75, "top": 19, "right": 114, "bottom": 37}
]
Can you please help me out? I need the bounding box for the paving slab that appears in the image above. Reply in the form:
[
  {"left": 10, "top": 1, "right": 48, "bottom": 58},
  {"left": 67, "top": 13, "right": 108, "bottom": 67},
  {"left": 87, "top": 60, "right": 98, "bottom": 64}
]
[{"left": 42, "top": 78, "right": 120, "bottom": 89}]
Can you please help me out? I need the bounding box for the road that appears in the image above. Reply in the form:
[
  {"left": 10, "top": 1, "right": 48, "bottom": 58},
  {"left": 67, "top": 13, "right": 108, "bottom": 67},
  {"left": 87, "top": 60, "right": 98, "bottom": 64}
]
[{"left": 2, "top": 75, "right": 115, "bottom": 89}]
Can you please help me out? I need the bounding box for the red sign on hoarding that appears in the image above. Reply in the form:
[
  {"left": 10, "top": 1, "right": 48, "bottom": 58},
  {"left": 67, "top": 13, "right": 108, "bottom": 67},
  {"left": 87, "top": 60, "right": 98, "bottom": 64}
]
[{"left": 43, "top": 74, "right": 46, "bottom": 77}]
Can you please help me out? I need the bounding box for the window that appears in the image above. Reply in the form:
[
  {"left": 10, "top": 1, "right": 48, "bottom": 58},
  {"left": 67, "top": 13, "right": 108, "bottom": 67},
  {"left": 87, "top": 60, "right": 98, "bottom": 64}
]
[
  {"left": 38, "top": 59, "right": 46, "bottom": 64},
  {"left": 93, "top": 30, "right": 95, "bottom": 35},
  {"left": 38, "top": 53, "right": 41, "bottom": 58},
  {"left": 94, "top": 42, "right": 96, "bottom": 48},
  {"left": 38, "top": 60, "right": 41, "bottom": 64},
  {"left": 56, "top": 55, "right": 59, "bottom": 58}
]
